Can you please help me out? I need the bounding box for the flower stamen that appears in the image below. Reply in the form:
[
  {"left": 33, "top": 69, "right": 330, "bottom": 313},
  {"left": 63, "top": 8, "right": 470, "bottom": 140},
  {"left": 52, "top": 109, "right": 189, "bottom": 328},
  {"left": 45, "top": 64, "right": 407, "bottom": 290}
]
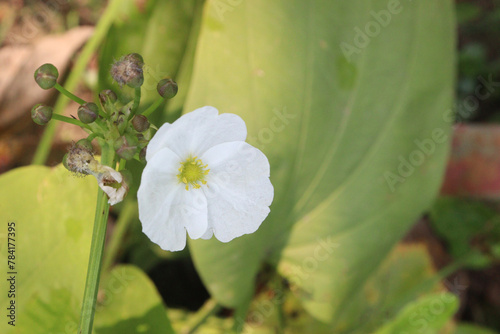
[{"left": 177, "top": 156, "right": 209, "bottom": 191}]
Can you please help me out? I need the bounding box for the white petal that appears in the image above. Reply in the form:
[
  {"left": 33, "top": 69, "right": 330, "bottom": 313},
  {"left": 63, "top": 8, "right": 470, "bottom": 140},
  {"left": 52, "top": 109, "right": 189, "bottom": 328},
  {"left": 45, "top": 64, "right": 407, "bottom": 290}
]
[
  {"left": 201, "top": 142, "right": 273, "bottom": 242},
  {"left": 145, "top": 123, "right": 171, "bottom": 161},
  {"left": 138, "top": 148, "right": 209, "bottom": 251},
  {"left": 170, "top": 188, "right": 208, "bottom": 240},
  {"left": 146, "top": 106, "right": 247, "bottom": 159},
  {"left": 200, "top": 228, "right": 213, "bottom": 240},
  {"left": 102, "top": 185, "right": 126, "bottom": 205},
  {"left": 138, "top": 148, "right": 179, "bottom": 225}
]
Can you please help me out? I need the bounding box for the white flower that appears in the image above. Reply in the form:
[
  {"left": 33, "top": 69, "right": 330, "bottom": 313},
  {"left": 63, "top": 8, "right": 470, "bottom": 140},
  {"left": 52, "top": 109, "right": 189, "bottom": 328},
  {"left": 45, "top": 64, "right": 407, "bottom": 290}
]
[{"left": 137, "top": 106, "right": 274, "bottom": 251}]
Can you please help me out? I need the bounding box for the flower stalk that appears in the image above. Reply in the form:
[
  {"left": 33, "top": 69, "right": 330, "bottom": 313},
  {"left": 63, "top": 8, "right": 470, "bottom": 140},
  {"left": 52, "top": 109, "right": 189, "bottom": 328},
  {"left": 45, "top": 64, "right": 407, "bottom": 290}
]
[
  {"left": 78, "top": 142, "right": 114, "bottom": 334},
  {"left": 54, "top": 83, "right": 86, "bottom": 105}
]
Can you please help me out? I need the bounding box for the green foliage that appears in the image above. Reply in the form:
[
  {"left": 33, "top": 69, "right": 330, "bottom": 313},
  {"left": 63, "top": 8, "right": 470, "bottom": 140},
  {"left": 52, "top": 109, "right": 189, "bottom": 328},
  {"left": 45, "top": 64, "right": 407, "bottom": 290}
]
[
  {"left": 0, "top": 167, "right": 173, "bottom": 333},
  {"left": 430, "top": 197, "right": 500, "bottom": 266},
  {"left": 2, "top": 0, "right": 463, "bottom": 332},
  {"left": 373, "top": 293, "right": 459, "bottom": 334},
  {"left": 239, "top": 245, "right": 453, "bottom": 333},
  {"left": 94, "top": 265, "right": 174, "bottom": 334},
  {"left": 98, "top": 0, "right": 203, "bottom": 117},
  {"left": 454, "top": 323, "right": 500, "bottom": 334},
  {"left": 0, "top": 165, "right": 96, "bottom": 333},
  {"left": 185, "top": 0, "right": 455, "bottom": 324}
]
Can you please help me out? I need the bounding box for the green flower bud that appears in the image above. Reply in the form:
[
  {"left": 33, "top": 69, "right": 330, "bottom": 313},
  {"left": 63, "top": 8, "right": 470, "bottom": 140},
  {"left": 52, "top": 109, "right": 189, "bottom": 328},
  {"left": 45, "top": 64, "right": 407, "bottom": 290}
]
[
  {"left": 62, "top": 153, "right": 69, "bottom": 171},
  {"left": 31, "top": 104, "right": 53, "bottom": 125},
  {"left": 115, "top": 113, "right": 128, "bottom": 134},
  {"left": 99, "top": 89, "right": 117, "bottom": 105},
  {"left": 157, "top": 78, "right": 178, "bottom": 99},
  {"left": 114, "top": 134, "right": 139, "bottom": 160},
  {"left": 131, "top": 115, "right": 150, "bottom": 132},
  {"left": 34, "top": 63, "right": 59, "bottom": 89},
  {"left": 124, "top": 53, "right": 144, "bottom": 65},
  {"left": 110, "top": 53, "right": 144, "bottom": 88},
  {"left": 78, "top": 102, "right": 99, "bottom": 124},
  {"left": 75, "top": 139, "right": 93, "bottom": 152}
]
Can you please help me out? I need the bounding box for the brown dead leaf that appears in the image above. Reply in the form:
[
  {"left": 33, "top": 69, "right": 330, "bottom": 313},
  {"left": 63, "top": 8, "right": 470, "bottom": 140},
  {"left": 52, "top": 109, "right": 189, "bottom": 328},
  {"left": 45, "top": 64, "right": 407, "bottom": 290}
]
[{"left": 0, "top": 26, "right": 94, "bottom": 129}]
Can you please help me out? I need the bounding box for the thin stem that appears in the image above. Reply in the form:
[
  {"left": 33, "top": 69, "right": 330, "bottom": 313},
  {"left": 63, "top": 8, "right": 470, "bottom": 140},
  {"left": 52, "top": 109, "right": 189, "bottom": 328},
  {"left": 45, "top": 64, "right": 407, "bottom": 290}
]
[
  {"left": 54, "top": 83, "right": 86, "bottom": 105},
  {"left": 130, "top": 87, "right": 141, "bottom": 118},
  {"left": 78, "top": 143, "right": 114, "bottom": 334},
  {"left": 101, "top": 200, "right": 136, "bottom": 273},
  {"left": 185, "top": 299, "right": 222, "bottom": 334},
  {"left": 51, "top": 113, "right": 91, "bottom": 130},
  {"left": 32, "top": 0, "right": 123, "bottom": 165},
  {"left": 141, "top": 97, "right": 165, "bottom": 117},
  {"left": 86, "top": 132, "right": 102, "bottom": 142},
  {"left": 118, "top": 158, "right": 127, "bottom": 171}
]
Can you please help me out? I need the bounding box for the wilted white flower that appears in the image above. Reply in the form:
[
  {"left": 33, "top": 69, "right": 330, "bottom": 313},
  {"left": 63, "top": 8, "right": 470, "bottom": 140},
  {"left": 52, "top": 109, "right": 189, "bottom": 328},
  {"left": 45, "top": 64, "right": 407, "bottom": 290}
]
[
  {"left": 94, "top": 165, "right": 128, "bottom": 206},
  {"left": 138, "top": 106, "right": 274, "bottom": 251},
  {"left": 64, "top": 143, "right": 128, "bottom": 205}
]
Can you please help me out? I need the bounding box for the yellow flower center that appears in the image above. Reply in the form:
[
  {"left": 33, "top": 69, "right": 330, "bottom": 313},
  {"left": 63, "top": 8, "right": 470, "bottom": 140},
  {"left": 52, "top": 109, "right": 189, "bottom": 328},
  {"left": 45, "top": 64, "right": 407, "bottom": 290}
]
[{"left": 177, "top": 156, "right": 209, "bottom": 191}]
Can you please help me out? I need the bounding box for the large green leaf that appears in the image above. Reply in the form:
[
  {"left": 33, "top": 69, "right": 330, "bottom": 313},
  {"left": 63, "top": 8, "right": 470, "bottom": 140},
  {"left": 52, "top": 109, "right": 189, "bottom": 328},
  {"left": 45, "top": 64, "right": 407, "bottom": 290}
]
[
  {"left": 373, "top": 293, "right": 459, "bottom": 334},
  {"left": 241, "top": 245, "right": 451, "bottom": 333},
  {"left": 94, "top": 265, "right": 174, "bottom": 334},
  {"left": 454, "top": 324, "right": 499, "bottom": 334},
  {"left": 0, "top": 165, "right": 96, "bottom": 333},
  {"left": 186, "top": 0, "right": 455, "bottom": 323}
]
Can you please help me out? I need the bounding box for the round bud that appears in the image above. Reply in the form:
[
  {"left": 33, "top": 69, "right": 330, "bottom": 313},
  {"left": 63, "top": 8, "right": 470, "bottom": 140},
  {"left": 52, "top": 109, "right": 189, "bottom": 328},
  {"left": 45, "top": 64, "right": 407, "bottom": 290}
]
[
  {"left": 110, "top": 53, "right": 144, "bottom": 88},
  {"left": 34, "top": 63, "right": 59, "bottom": 89},
  {"left": 157, "top": 78, "right": 178, "bottom": 99},
  {"left": 62, "top": 153, "right": 70, "bottom": 171},
  {"left": 124, "top": 53, "right": 144, "bottom": 65},
  {"left": 113, "top": 134, "right": 139, "bottom": 160},
  {"left": 99, "top": 89, "right": 117, "bottom": 105},
  {"left": 75, "top": 139, "right": 93, "bottom": 152},
  {"left": 131, "top": 115, "right": 150, "bottom": 132},
  {"left": 31, "top": 104, "right": 53, "bottom": 125},
  {"left": 78, "top": 102, "right": 99, "bottom": 124}
]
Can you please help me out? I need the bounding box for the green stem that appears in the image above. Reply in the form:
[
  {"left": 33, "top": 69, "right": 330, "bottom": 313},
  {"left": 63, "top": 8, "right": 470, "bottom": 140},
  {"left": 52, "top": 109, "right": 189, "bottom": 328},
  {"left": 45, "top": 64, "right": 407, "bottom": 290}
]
[
  {"left": 54, "top": 83, "right": 86, "bottom": 105},
  {"left": 118, "top": 158, "right": 127, "bottom": 171},
  {"left": 31, "top": 0, "right": 123, "bottom": 165},
  {"left": 78, "top": 143, "right": 114, "bottom": 334},
  {"left": 86, "top": 132, "right": 102, "bottom": 142},
  {"left": 101, "top": 200, "right": 136, "bottom": 273},
  {"left": 130, "top": 87, "right": 141, "bottom": 118},
  {"left": 51, "top": 113, "right": 91, "bottom": 130},
  {"left": 186, "top": 299, "right": 222, "bottom": 334},
  {"left": 141, "top": 97, "right": 165, "bottom": 117}
]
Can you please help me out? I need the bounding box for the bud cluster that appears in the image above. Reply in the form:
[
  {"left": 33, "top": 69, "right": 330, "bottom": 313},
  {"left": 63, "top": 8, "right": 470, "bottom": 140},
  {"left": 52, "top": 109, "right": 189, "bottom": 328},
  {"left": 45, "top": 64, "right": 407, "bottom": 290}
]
[{"left": 31, "top": 53, "right": 178, "bottom": 205}]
